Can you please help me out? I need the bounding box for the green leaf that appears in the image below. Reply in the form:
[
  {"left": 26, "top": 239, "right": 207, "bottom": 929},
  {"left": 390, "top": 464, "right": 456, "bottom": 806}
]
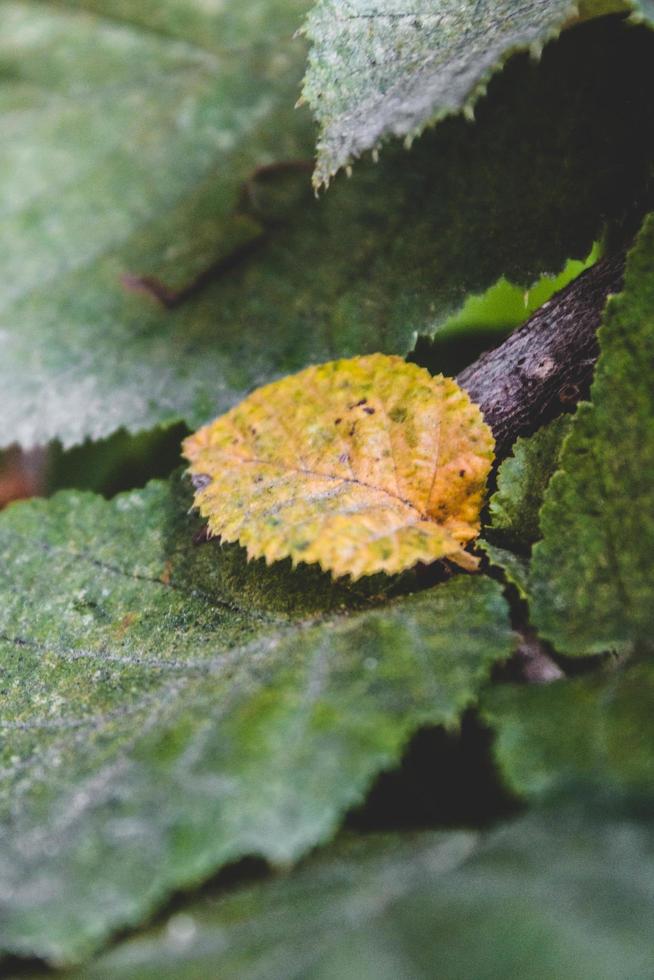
[
  {"left": 44, "top": 0, "right": 301, "bottom": 51},
  {"left": 2, "top": 11, "right": 654, "bottom": 447},
  {"left": 84, "top": 809, "right": 654, "bottom": 979},
  {"left": 488, "top": 415, "right": 573, "bottom": 552},
  {"left": 478, "top": 416, "right": 572, "bottom": 597},
  {"left": 303, "top": 0, "right": 648, "bottom": 184},
  {"left": 529, "top": 213, "right": 654, "bottom": 657},
  {"left": 483, "top": 663, "right": 654, "bottom": 802},
  {"left": 0, "top": 476, "right": 512, "bottom": 963},
  {"left": 479, "top": 541, "right": 531, "bottom": 599},
  {"left": 0, "top": 0, "right": 313, "bottom": 448}
]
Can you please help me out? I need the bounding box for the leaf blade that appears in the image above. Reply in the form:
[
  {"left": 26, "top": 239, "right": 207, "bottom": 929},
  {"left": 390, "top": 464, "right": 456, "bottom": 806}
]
[
  {"left": 528, "top": 214, "right": 654, "bottom": 656},
  {"left": 85, "top": 809, "right": 654, "bottom": 979},
  {"left": 0, "top": 476, "right": 512, "bottom": 963},
  {"left": 487, "top": 415, "right": 573, "bottom": 552},
  {"left": 302, "top": 0, "right": 649, "bottom": 184},
  {"left": 183, "top": 355, "right": 494, "bottom": 579},
  {"left": 483, "top": 664, "right": 654, "bottom": 803}
]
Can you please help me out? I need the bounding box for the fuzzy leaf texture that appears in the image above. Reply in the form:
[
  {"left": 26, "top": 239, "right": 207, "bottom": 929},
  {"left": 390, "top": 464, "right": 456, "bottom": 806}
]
[
  {"left": 528, "top": 214, "right": 654, "bottom": 657},
  {"left": 2, "top": 10, "right": 654, "bottom": 447},
  {"left": 84, "top": 810, "right": 654, "bottom": 980},
  {"left": 0, "top": 0, "right": 312, "bottom": 447},
  {"left": 0, "top": 476, "right": 512, "bottom": 963},
  {"left": 302, "top": 0, "right": 652, "bottom": 184},
  {"left": 479, "top": 412, "right": 574, "bottom": 597},
  {"left": 183, "top": 355, "right": 494, "bottom": 579},
  {"left": 487, "top": 416, "right": 572, "bottom": 552},
  {"left": 483, "top": 662, "right": 654, "bottom": 802},
  {"left": 476, "top": 417, "right": 570, "bottom": 597}
]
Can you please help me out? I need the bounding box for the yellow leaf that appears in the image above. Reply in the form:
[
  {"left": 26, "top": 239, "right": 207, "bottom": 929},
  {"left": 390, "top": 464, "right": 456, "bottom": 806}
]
[{"left": 183, "top": 354, "right": 494, "bottom": 580}]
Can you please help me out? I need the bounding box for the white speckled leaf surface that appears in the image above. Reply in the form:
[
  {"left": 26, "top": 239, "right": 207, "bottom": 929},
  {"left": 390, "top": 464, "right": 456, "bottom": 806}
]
[
  {"left": 0, "top": 475, "right": 512, "bottom": 963},
  {"left": 302, "top": 0, "right": 651, "bottom": 183}
]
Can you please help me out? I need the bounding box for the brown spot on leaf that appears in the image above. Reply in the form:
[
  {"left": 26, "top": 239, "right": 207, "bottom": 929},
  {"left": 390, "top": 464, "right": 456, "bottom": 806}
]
[{"left": 114, "top": 611, "right": 138, "bottom": 639}]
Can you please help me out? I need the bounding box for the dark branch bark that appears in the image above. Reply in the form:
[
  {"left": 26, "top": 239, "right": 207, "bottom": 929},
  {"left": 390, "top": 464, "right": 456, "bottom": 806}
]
[{"left": 456, "top": 252, "right": 626, "bottom": 457}]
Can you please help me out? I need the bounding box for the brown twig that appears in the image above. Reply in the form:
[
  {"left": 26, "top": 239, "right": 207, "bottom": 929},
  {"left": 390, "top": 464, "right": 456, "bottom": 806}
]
[{"left": 457, "top": 252, "right": 626, "bottom": 457}]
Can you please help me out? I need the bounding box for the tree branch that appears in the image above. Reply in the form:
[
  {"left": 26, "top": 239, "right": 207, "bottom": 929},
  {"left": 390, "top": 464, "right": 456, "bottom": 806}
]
[{"left": 456, "top": 252, "right": 626, "bottom": 456}]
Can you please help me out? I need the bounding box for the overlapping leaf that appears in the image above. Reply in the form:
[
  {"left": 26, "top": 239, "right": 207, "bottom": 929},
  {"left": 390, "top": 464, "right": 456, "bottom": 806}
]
[
  {"left": 84, "top": 810, "right": 654, "bottom": 979},
  {"left": 0, "top": 0, "right": 312, "bottom": 447},
  {"left": 184, "top": 355, "right": 494, "bottom": 579},
  {"left": 528, "top": 214, "right": 654, "bottom": 657},
  {"left": 487, "top": 415, "right": 572, "bottom": 552},
  {"left": 484, "top": 664, "right": 654, "bottom": 802},
  {"left": 0, "top": 475, "right": 512, "bottom": 963},
  {"left": 302, "top": 0, "right": 651, "bottom": 184},
  {"left": 2, "top": 12, "right": 654, "bottom": 447},
  {"left": 479, "top": 415, "right": 572, "bottom": 597}
]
